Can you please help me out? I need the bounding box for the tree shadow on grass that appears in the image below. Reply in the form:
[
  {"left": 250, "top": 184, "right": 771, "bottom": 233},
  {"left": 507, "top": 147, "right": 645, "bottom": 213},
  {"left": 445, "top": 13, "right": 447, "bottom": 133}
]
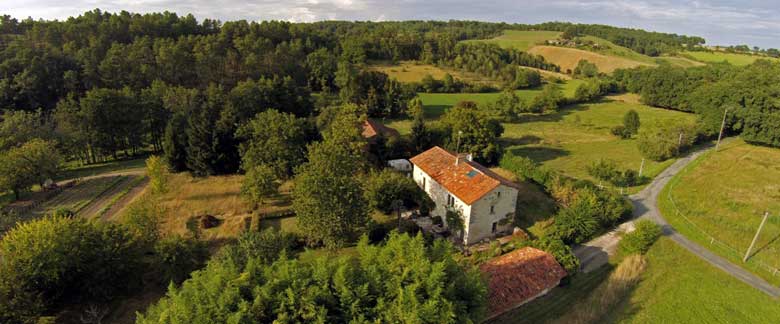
[
  {"left": 516, "top": 102, "right": 593, "bottom": 124},
  {"left": 423, "top": 105, "right": 450, "bottom": 119},
  {"left": 748, "top": 233, "right": 780, "bottom": 259},
  {"left": 502, "top": 135, "right": 543, "bottom": 146},
  {"left": 506, "top": 146, "right": 570, "bottom": 163}
]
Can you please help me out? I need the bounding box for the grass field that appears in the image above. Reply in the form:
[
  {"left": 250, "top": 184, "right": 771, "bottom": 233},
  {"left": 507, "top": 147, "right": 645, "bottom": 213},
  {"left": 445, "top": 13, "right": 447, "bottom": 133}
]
[
  {"left": 605, "top": 238, "right": 780, "bottom": 323},
  {"left": 389, "top": 92, "right": 693, "bottom": 192},
  {"left": 367, "top": 60, "right": 498, "bottom": 85},
  {"left": 528, "top": 46, "right": 652, "bottom": 73},
  {"left": 658, "top": 138, "right": 780, "bottom": 285},
  {"left": 120, "top": 173, "right": 294, "bottom": 241},
  {"left": 464, "top": 30, "right": 561, "bottom": 51},
  {"left": 683, "top": 51, "right": 779, "bottom": 66}
]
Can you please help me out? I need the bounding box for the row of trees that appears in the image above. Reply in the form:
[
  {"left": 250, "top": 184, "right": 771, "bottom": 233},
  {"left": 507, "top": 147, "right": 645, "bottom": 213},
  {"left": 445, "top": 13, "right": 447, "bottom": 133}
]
[{"left": 614, "top": 60, "right": 780, "bottom": 147}]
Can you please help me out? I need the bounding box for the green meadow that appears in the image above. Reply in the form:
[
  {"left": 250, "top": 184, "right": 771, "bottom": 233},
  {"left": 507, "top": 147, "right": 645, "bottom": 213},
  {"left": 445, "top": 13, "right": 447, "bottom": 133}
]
[
  {"left": 658, "top": 138, "right": 780, "bottom": 285},
  {"left": 463, "top": 30, "right": 561, "bottom": 51},
  {"left": 683, "top": 51, "right": 780, "bottom": 66}
]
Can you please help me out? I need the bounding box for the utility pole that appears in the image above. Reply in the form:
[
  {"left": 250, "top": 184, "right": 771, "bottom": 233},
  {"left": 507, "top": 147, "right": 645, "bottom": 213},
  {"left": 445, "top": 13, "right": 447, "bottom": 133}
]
[
  {"left": 716, "top": 107, "right": 729, "bottom": 151},
  {"left": 744, "top": 211, "right": 770, "bottom": 262},
  {"left": 638, "top": 158, "right": 645, "bottom": 178},
  {"left": 677, "top": 132, "right": 684, "bottom": 155}
]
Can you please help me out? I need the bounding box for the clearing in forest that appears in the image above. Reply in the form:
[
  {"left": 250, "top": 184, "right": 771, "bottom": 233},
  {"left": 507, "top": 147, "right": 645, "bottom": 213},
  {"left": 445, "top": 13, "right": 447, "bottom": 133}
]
[
  {"left": 682, "top": 51, "right": 780, "bottom": 66},
  {"left": 463, "top": 30, "right": 562, "bottom": 51},
  {"left": 527, "top": 46, "right": 651, "bottom": 73},
  {"left": 366, "top": 60, "right": 496, "bottom": 85},
  {"left": 659, "top": 138, "right": 780, "bottom": 285}
]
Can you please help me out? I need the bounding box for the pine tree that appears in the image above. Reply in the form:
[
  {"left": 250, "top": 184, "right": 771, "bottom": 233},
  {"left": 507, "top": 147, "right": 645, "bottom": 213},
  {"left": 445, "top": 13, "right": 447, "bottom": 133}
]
[
  {"left": 163, "top": 112, "right": 188, "bottom": 172},
  {"left": 410, "top": 99, "right": 430, "bottom": 154}
]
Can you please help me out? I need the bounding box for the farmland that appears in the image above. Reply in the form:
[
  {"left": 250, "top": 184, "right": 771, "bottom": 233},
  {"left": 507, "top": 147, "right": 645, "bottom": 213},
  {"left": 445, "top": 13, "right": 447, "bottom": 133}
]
[
  {"left": 390, "top": 91, "right": 695, "bottom": 194},
  {"left": 465, "top": 30, "right": 703, "bottom": 73},
  {"left": 682, "top": 50, "right": 780, "bottom": 66},
  {"left": 463, "top": 30, "right": 561, "bottom": 51},
  {"left": 366, "top": 60, "right": 497, "bottom": 85},
  {"left": 528, "top": 46, "right": 651, "bottom": 73},
  {"left": 658, "top": 138, "right": 780, "bottom": 285},
  {"left": 605, "top": 238, "right": 780, "bottom": 323}
]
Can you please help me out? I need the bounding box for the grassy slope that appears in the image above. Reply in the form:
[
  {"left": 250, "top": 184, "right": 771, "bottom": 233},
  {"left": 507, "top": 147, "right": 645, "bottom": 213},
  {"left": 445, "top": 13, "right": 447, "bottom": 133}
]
[
  {"left": 606, "top": 238, "right": 780, "bottom": 323},
  {"left": 389, "top": 91, "right": 693, "bottom": 193},
  {"left": 463, "top": 30, "right": 562, "bottom": 51},
  {"left": 59, "top": 158, "right": 147, "bottom": 180},
  {"left": 683, "top": 51, "right": 780, "bottom": 66},
  {"left": 366, "top": 60, "right": 497, "bottom": 85},
  {"left": 658, "top": 138, "right": 780, "bottom": 285}
]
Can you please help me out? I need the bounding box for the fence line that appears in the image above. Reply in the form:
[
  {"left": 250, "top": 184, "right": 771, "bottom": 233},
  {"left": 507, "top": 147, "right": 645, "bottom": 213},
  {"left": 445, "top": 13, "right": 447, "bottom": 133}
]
[{"left": 666, "top": 170, "right": 780, "bottom": 277}]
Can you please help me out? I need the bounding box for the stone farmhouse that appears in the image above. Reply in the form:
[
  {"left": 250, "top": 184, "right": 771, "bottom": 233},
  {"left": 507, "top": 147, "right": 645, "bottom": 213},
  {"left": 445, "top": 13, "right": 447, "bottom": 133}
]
[{"left": 409, "top": 146, "right": 520, "bottom": 245}]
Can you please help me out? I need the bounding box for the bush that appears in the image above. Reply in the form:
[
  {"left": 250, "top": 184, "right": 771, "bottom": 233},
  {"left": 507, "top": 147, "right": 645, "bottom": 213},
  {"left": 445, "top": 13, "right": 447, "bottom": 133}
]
[
  {"left": 587, "top": 159, "right": 638, "bottom": 187},
  {"left": 52, "top": 207, "right": 75, "bottom": 218},
  {"left": 533, "top": 236, "right": 580, "bottom": 274},
  {"left": 241, "top": 164, "right": 280, "bottom": 205},
  {"left": 138, "top": 233, "right": 488, "bottom": 323},
  {"left": 154, "top": 235, "right": 209, "bottom": 285},
  {"left": 637, "top": 121, "right": 701, "bottom": 161},
  {"left": 0, "top": 217, "right": 144, "bottom": 322},
  {"left": 364, "top": 169, "right": 430, "bottom": 214},
  {"left": 610, "top": 125, "right": 632, "bottom": 139},
  {"left": 552, "top": 199, "right": 599, "bottom": 244},
  {"left": 619, "top": 220, "right": 662, "bottom": 255}
]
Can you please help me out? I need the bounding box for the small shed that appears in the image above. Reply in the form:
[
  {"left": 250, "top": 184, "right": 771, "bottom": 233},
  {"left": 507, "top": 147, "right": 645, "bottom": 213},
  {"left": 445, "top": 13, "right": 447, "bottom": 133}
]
[{"left": 480, "top": 247, "right": 567, "bottom": 320}]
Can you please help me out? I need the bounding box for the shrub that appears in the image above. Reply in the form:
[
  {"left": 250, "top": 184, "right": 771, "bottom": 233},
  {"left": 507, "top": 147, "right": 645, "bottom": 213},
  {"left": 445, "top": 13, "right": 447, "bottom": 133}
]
[
  {"left": 364, "top": 169, "right": 430, "bottom": 214},
  {"left": 241, "top": 164, "right": 280, "bottom": 205},
  {"left": 573, "top": 59, "right": 599, "bottom": 78},
  {"left": 610, "top": 125, "right": 632, "bottom": 139},
  {"left": 553, "top": 199, "right": 599, "bottom": 244},
  {"left": 623, "top": 109, "right": 641, "bottom": 135},
  {"left": 533, "top": 236, "right": 580, "bottom": 274},
  {"left": 146, "top": 155, "right": 170, "bottom": 195},
  {"left": 619, "top": 220, "right": 662, "bottom": 255},
  {"left": 52, "top": 207, "right": 75, "bottom": 218},
  {"left": 137, "top": 233, "right": 487, "bottom": 323},
  {"left": 0, "top": 217, "right": 143, "bottom": 322},
  {"left": 637, "top": 121, "right": 700, "bottom": 161},
  {"left": 154, "top": 235, "right": 209, "bottom": 284}
]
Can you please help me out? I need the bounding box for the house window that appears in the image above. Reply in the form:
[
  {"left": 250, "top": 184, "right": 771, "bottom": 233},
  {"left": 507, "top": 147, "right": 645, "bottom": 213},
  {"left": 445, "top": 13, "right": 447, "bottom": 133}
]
[
  {"left": 496, "top": 191, "right": 501, "bottom": 198},
  {"left": 490, "top": 205, "right": 495, "bottom": 214},
  {"left": 447, "top": 194, "right": 455, "bottom": 207},
  {"left": 491, "top": 222, "right": 498, "bottom": 233},
  {"left": 422, "top": 177, "right": 426, "bottom": 190}
]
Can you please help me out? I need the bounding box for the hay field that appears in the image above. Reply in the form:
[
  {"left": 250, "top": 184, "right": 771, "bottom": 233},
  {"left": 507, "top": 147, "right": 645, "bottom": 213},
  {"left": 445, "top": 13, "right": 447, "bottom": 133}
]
[
  {"left": 366, "top": 60, "right": 496, "bottom": 84},
  {"left": 464, "top": 30, "right": 561, "bottom": 51},
  {"left": 682, "top": 51, "right": 779, "bottom": 66},
  {"left": 528, "top": 46, "right": 652, "bottom": 73}
]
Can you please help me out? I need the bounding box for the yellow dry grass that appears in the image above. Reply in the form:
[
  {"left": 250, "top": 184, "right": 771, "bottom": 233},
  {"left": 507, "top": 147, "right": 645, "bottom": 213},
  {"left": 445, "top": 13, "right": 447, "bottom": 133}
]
[
  {"left": 552, "top": 255, "right": 647, "bottom": 324},
  {"left": 366, "top": 60, "right": 497, "bottom": 85},
  {"left": 528, "top": 46, "right": 652, "bottom": 73}
]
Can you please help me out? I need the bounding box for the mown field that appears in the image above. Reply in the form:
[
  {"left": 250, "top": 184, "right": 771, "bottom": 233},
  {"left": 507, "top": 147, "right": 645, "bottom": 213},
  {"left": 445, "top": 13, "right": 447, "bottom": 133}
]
[
  {"left": 683, "top": 51, "right": 780, "bottom": 66},
  {"left": 463, "top": 30, "right": 561, "bottom": 51},
  {"left": 465, "top": 30, "right": 701, "bottom": 73},
  {"left": 605, "top": 238, "right": 780, "bottom": 323},
  {"left": 659, "top": 138, "right": 780, "bottom": 285},
  {"left": 366, "top": 60, "right": 497, "bottom": 85}
]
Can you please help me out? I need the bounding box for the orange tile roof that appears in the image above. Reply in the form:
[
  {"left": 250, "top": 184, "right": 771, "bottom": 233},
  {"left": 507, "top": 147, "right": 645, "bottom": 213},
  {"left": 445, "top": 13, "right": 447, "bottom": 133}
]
[
  {"left": 362, "top": 119, "right": 400, "bottom": 139},
  {"left": 409, "top": 146, "right": 519, "bottom": 205},
  {"left": 480, "top": 247, "right": 567, "bottom": 319}
]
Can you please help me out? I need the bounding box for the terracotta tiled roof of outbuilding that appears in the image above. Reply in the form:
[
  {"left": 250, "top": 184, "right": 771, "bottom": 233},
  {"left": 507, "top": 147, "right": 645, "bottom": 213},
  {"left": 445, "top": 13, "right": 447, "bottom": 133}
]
[
  {"left": 480, "top": 247, "right": 567, "bottom": 319},
  {"left": 362, "top": 119, "right": 400, "bottom": 139},
  {"left": 409, "top": 146, "right": 519, "bottom": 205}
]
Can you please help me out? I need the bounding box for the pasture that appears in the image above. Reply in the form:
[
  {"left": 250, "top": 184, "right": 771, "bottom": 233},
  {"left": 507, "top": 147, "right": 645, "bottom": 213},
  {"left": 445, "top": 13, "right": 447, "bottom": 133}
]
[
  {"left": 463, "top": 30, "right": 561, "bottom": 51},
  {"left": 682, "top": 51, "right": 779, "bottom": 66},
  {"left": 366, "top": 60, "right": 496, "bottom": 85},
  {"left": 659, "top": 138, "right": 780, "bottom": 285},
  {"left": 528, "top": 46, "right": 651, "bottom": 73},
  {"left": 390, "top": 91, "right": 695, "bottom": 194},
  {"left": 605, "top": 238, "right": 780, "bottom": 323}
]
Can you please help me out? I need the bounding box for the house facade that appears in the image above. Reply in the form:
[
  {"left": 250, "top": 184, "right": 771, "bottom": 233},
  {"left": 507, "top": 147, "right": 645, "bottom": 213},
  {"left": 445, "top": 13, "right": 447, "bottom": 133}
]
[{"left": 409, "top": 146, "right": 520, "bottom": 245}]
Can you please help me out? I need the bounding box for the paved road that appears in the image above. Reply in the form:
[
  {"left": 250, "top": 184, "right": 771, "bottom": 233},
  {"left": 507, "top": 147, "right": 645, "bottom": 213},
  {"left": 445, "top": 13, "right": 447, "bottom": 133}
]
[{"left": 576, "top": 142, "right": 780, "bottom": 298}]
